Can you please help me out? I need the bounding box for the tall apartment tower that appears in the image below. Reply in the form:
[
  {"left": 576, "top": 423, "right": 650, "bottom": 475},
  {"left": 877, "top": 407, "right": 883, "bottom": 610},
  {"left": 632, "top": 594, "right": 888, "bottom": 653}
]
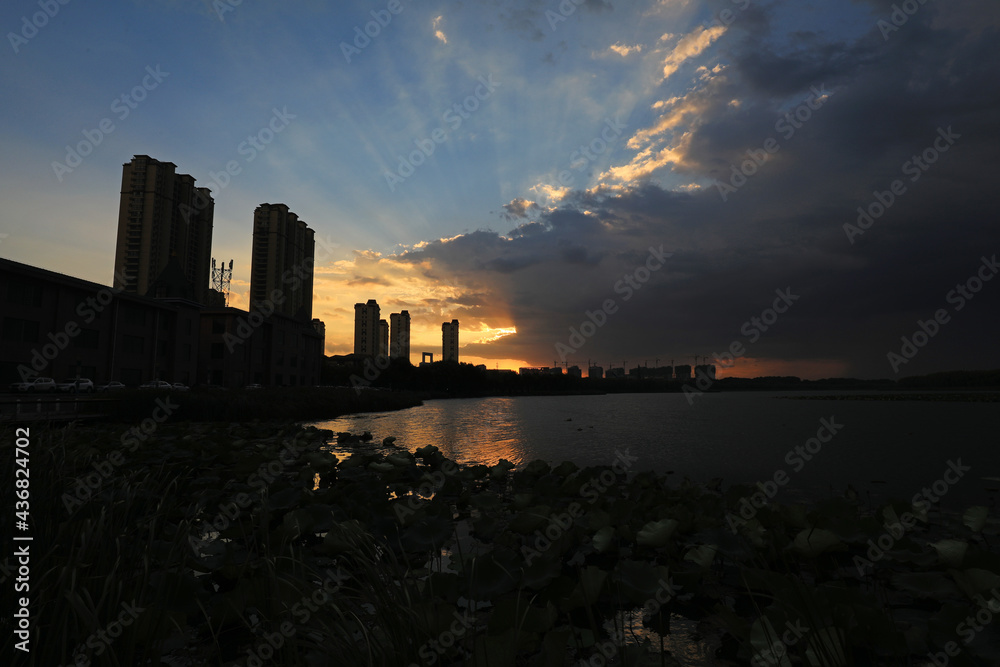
[
  {"left": 354, "top": 299, "right": 380, "bottom": 356},
  {"left": 389, "top": 310, "right": 410, "bottom": 361},
  {"left": 113, "top": 155, "right": 214, "bottom": 302},
  {"left": 378, "top": 319, "right": 389, "bottom": 357},
  {"left": 250, "top": 203, "right": 315, "bottom": 320},
  {"left": 442, "top": 319, "right": 459, "bottom": 362}
]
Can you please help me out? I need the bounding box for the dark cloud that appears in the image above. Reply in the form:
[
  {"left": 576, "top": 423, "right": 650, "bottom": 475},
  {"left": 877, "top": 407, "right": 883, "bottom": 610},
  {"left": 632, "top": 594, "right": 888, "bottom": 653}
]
[
  {"left": 400, "top": 0, "right": 1000, "bottom": 377},
  {"left": 501, "top": 197, "right": 541, "bottom": 220}
]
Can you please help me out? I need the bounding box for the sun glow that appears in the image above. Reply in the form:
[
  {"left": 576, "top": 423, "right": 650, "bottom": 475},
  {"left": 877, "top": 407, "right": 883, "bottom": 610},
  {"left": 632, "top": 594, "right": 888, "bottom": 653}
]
[{"left": 473, "top": 326, "right": 517, "bottom": 344}]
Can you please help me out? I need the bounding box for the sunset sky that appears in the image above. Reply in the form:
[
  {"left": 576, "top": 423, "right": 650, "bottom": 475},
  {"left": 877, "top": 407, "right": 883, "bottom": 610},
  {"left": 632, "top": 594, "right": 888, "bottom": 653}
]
[{"left": 1, "top": 0, "right": 998, "bottom": 378}]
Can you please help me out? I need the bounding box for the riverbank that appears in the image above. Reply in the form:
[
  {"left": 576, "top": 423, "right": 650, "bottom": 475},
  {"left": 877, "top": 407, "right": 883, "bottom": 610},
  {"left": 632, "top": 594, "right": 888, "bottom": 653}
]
[{"left": 3, "top": 420, "right": 998, "bottom": 666}]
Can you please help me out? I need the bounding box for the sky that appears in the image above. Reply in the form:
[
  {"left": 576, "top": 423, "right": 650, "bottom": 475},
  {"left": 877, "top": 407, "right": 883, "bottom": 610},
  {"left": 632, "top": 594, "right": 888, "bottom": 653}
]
[{"left": 1, "top": 0, "right": 998, "bottom": 379}]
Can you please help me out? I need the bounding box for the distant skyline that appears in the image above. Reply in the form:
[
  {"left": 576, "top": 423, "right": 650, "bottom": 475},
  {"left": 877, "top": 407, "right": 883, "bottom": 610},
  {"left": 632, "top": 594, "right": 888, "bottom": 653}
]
[{"left": 1, "top": 0, "right": 998, "bottom": 379}]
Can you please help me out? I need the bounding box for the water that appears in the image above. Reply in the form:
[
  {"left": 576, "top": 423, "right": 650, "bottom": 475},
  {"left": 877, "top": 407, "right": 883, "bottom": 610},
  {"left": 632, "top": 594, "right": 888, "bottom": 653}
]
[{"left": 311, "top": 391, "right": 1000, "bottom": 508}]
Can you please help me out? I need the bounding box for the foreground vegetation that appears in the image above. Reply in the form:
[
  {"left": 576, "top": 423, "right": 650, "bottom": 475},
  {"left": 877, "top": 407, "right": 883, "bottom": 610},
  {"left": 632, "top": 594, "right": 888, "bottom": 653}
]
[{"left": 2, "top": 419, "right": 999, "bottom": 666}]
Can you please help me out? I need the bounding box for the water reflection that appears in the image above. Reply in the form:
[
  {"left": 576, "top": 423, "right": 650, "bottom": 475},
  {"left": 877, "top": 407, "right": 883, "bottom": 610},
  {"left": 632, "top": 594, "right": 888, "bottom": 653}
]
[
  {"left": 311, "top": 392, "right": 1000, "bottom": 505},
  {"left": 315, "top": 397, "right": 532, "bottom": 467}
]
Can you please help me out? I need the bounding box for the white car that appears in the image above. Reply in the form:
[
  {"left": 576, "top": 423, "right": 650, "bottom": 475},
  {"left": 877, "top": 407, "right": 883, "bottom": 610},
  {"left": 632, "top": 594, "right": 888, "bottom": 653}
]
[
  {"left": 139, "top": 380, "right": 173, "bottom": 390},
  {"left": 98, "top": 381, "right": 127, "bottom": 392},
  {"left": 57, "top": 378, "right": 95, "bottom": 393},
  {"left": 10, "top": 377, "right": 56, "bottom": 393},
  {"left": 171, "top": 383, "right": 190, "bottom": 391}
]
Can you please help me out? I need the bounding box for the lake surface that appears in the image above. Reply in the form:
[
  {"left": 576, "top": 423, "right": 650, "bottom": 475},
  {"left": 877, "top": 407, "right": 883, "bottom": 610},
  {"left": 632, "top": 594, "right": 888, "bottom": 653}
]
[{"left": 311, "top": 391, "right": 1000, "bottom": 507}]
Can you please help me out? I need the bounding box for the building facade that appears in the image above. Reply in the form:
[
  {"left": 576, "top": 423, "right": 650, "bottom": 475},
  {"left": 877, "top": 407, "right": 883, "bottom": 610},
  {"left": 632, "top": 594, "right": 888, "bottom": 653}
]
[
  {"left": 354, "top": 299, "right": 380, "bottom": 357},
  {"left": 112, "top": 155, "right": 214, "bottom": 303},
  {"left": 389, "top": 310, "right": 410, "bottom": 361},
  {"left": 250, "top": 203, "right": 315, "bottom": 321},
  {"left": 1, "top": 258, "right": 200, "bottom": 387},
  {"left": 442, "top": 319, "right": 459, "bottom": 362},
  {"left": 378, "top": 319, "right": 389, "bottom": 357}
]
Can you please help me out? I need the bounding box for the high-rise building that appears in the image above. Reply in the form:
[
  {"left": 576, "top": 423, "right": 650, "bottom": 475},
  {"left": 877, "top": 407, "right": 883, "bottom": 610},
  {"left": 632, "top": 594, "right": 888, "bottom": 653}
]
[
  {"left": 113, "top": 155, "right": 214, "bottom": 302},
  {"left": 378, "top": 319, "right": 389, "bottom": 357},
  {"left": 389, "top": 310, "right": 410, "bottom": 361},
  {"left": 250, "top": 203, "right": 315, "bottom": 321},
  {"left": 354, "top": 299, "right": 380, "bottom": 356},
  {"left": 442, "top": 319, "right": 459, "bottom": 362}
]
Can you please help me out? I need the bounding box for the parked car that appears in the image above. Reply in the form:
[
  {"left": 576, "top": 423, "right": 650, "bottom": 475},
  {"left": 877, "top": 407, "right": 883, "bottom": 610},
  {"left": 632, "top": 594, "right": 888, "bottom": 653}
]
[
  {"left": 56, "top": 378, "right": 95, "bottom": 393},
  {"left": 139, "top": 380, "right": 173, "bottom": 390},
  {"left": 97, "top": 381, "right": 127, "bottom": 392},
  {"left": 171, "top": 383, "right": 190, "bottom": 391},
  {"left": 243, "top": 383, "right": 263, "bottom": 390},
  {"left": 10, "top": 377, "right": 56, "bottom": 393}
]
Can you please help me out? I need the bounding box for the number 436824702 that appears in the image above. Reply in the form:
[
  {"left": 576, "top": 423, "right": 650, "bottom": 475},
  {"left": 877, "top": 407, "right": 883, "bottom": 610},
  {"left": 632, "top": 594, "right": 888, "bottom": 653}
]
[{"left": 15, "top": 427, "right": 30, "bottom": 521}]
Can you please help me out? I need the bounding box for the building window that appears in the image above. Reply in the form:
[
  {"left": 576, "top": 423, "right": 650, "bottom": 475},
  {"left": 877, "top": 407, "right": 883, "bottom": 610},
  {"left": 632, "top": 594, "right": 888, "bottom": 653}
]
[
  {"left": 122, "top": 305, "right": 146, "bottom": 326},
  {"left": 2, "top": 317, "right": 39, "bottom": 342},
  {"left": 6, "top": 282, "right": 43, "bottom": 306},
  {"left": 212, "top": 318, "right": 226, "bottom": 334},
  {"left": 75, "top": 328, "right": 100, "bottom": 349},
  {"left": 211, "top": 343, "right": 224, "bottom": 360},
  {"left": 123, "top": 335, "right": 144, "bottom": 354}
]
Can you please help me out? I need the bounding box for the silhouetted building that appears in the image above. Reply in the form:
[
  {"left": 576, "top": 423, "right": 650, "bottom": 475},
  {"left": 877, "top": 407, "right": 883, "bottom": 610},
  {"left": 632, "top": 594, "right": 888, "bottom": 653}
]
[
  {"left": 113, "top": 155, "right": 214, "bottom": 303},
  {"left": 588, "top": 366, "right": 604, "bottom": 379},
  {"left": 0, "top": 257, "right": 200, "bottom": 386},
  {"left": 607, "top": 367, "right": 625, "bottom": 378},
  {"left": 389, "top": 310, "right": 410, "bottom": 361},
  {"left": 354, "top": 299, "right": 380, "bottom": 356},
  {"left": 695, "top": 364, "right": 717, "bottom": 381},
  {"left": 199, "top": 307, "right": 322, "bottom": 388},
  {"left": 378, "top": 319, "right": 389, "bottom": 357},
  {"left": 250, "top": 203, "right": 315, "bottom": 321},
  {"left": 312, "top": 318, "right": 326, "bottom": 356},
  {"left": 442, "top": 319, "right": 459, "bottom": 362},
  {"left": 674, "top": 364, "right": 692, "bottom": 381},
  {"left": 567, "top": 365, "right": 582, "bottom": 379}
]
